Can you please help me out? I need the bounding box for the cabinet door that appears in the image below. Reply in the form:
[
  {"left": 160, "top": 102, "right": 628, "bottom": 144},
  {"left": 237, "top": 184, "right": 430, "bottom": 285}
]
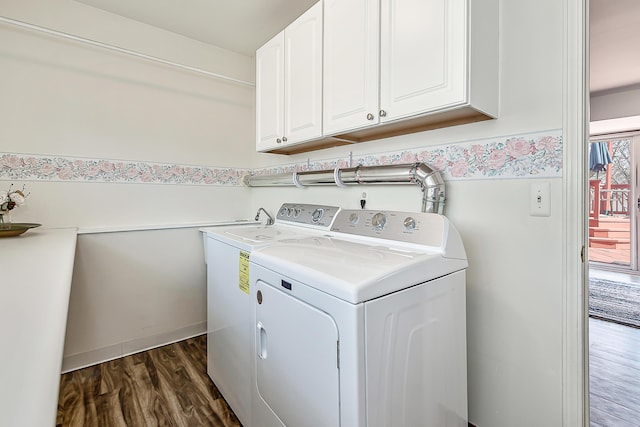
[
  {"left": 380, "top": 0, "right": 467, "bottom": 121},
  {"left": 284, "top": 1, "right": 323, "bottom": 145},
  {"left": 323, "top": 0, "right": 380, "bottom": 135},
  {"left": 256, "top": 32, "right": 285, "bottom": 151}
]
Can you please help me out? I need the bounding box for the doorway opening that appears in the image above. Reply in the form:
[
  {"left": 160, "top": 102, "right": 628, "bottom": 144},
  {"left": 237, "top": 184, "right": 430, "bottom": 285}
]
[{"left": 587, "top": 133, "right": 640, "bottom": 425}]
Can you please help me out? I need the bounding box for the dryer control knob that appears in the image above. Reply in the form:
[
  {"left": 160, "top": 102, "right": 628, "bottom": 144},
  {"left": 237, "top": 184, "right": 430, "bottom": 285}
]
[
  {"left": 311, "top": 208, "right": 324, "bottom": 223},
  {"left": 349, "top": 213, "right": 359, "bottom": 225},
  {"left": 404, "top": 217, "right": 416, "bottom": 231},
  {"left": 371, "top": 212, "right": 387, "bottom": 230}
]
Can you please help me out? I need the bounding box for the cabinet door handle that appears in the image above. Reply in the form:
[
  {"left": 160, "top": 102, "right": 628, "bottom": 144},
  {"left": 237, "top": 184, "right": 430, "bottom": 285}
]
[
  {"left": 282, "top": 136, "right": 287, "bottom": 142},
  {"left": 379, "top": 110, "right": 387, "bottom": 117},
  {"left": 276, "top": 138, "right": 282, "bottom": 144},
  {"left": 366, "top": 113, "right": 374, "bottom": 121}
]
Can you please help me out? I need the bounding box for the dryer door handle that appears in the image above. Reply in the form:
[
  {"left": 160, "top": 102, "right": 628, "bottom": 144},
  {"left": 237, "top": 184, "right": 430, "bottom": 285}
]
[{"left": 257, "top": 322, "right": 268, "bottom": 360}]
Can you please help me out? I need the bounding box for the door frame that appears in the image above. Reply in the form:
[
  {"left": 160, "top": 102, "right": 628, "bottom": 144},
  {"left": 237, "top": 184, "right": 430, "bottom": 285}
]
[{"left": 562, "top": 0, "right": 589, "bottom": 425}]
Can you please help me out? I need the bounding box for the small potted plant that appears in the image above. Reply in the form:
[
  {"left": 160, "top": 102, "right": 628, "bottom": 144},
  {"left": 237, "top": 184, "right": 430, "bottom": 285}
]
[{"left": 0, "top": 184, "right": 28, "bottom": 229}]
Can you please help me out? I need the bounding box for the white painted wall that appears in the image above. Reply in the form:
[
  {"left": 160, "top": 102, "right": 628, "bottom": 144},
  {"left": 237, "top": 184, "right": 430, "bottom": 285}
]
[
  {"left": 251, "top": 1, "right": 565, "bottom": 426},
  {"left": 0, "top": 0, "right": 255, "bottom": 371},
  {"left": 0, "top": 0, "right": 256, "bottom": 227},
  {"left": 63, "top": 228, "right": 207, "bottom": 372}
]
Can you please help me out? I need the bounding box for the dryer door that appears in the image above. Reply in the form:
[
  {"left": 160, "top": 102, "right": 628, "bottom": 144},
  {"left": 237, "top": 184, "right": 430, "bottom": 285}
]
[{"left": 255, "top": 279, "right": 340, "bottom": 427}]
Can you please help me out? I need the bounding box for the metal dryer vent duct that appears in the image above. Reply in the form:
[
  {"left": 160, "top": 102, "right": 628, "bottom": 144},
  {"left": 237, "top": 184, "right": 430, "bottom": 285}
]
[{"left": 243, "top": 162, "right": 446, "bottom": 214}]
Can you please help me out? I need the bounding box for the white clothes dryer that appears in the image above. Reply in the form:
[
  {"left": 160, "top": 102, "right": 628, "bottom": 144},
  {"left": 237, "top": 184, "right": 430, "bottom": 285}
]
[
  {"left": 249, "top": 209, "right": 468, "bottom": 427},
  {"left": 200, "top": 203, "right": 340, "bottom": 426}
]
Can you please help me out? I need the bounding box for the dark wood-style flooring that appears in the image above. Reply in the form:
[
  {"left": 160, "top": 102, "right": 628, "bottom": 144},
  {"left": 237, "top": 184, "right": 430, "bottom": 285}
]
[
  {"left": 57, "top": 335, "right": 242, "bottom": 427},
  {"left": 57, "top": 318, "right": 640, "bottom": 426},
  {"left": 590, "top": 318, "right": 640, "bottom": 427}
]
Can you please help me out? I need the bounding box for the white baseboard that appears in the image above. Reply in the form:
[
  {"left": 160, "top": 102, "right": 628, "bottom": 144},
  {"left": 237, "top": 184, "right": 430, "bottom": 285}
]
[{"left": 61, "top": 322, "right": 206, "bottom": 373}]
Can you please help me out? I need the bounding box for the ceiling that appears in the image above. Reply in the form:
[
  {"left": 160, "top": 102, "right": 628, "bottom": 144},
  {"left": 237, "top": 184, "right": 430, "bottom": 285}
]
[
  {"left": 74, "top": 0, "right": 639, "bottom": 94},
  {"left": 590, "top": 0, "right": 640, "bottom": 94}
]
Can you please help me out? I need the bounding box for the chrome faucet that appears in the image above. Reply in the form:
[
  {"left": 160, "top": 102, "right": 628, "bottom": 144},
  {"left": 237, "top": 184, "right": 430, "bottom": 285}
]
[{"left": 255, "top": 207, "right": 274, "bottom": 225}]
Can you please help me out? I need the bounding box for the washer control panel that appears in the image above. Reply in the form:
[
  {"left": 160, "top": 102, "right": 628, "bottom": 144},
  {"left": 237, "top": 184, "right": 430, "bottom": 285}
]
[
  {"left": 276, "top": 203, "right": 340, "bottom": 228},
  {"left": 331, "top": 209, "right": 446, "bottom": 247}
]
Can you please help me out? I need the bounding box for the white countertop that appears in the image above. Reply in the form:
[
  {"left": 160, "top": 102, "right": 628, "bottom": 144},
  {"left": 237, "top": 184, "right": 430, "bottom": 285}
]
[{"left": 0, "top": 227, "right": 77, "bottom": 427}]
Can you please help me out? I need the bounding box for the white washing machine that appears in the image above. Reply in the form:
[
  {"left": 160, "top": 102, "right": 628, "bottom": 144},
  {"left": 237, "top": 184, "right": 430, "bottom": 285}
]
[
  {"left": 200, "top": 203, "right": 340, "bottom": 426},
  {"left": 249, "top": 209, "right": 469, "bottom": 427}
]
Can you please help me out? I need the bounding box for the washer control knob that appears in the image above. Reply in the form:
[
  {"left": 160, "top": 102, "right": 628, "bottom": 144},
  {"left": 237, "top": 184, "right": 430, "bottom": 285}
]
[
  {"left": 349, "top": 213, "right": 359, "bottom": 225},
  {"left": 311, "top": 208, "right": 324, "bottom": 223},
  {"left": 293, "top": 208, "right": 301, "bottom": 218},
  {"left": 404, "top": 217, "right": 416, "bottom": 231},
  {"left": 371, "top": 212, "right": 387, "bottom": 230},
  {"left": 286, "top": 208, "right": 293, "bottom": 217},
  {"left": 279, "top": 207, "right": 288, "bottom": 217}
]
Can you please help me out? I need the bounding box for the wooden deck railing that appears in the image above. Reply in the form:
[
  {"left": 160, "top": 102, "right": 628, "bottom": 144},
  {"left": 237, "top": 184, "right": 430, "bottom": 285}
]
[
  {"left": 589, "top": 180, "right": 630, "bottom": 220},
  {"left": 601, "top": 185, "right": 630, "bottom": 215}
]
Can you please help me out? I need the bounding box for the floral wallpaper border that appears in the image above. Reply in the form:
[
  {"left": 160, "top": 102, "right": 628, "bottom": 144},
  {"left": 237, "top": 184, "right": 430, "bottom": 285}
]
[
  {"left": 0, "top": 153, "right": 248, "bottom": 186},
  {"left": 253, "top": 129, "right": 563, "bottom": 180},
  {"left": 0, "top": 130, "right": 562, "bottom": 186}
]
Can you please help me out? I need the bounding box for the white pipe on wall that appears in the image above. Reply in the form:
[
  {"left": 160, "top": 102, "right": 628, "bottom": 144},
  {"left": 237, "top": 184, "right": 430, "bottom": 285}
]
[{"left": 0, "top": 15, "right": 255, "bottom": 88}]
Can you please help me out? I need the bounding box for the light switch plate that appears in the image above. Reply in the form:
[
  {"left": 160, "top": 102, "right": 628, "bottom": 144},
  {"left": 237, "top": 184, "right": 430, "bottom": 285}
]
[{"left": 530, "top": 182, "right": 551, "bottom": 217}]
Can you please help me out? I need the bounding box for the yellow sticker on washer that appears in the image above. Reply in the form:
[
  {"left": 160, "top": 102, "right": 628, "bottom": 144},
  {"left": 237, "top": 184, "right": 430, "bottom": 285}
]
[{"left": 239, "top": 250, "right": 250, "bottom": 294}]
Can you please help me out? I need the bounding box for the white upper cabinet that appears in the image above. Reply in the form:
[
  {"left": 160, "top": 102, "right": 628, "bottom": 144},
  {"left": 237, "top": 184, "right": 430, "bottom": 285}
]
[
  {"left": 323, "top": 0, "right": 379, "bottom": 135},
  {"left": 379, "top": 0, "right": 465, "bottom": 121},
  {"left": 256, "top": 2, "right": 323, "bottom": 152},
  {"left": 324, "top": 0, "right": 498, "bottom": 140},
  {"left": 256, "top": 33, "right": 284, "bottom": 151},
  {"left": 258, "top": 0, "right": 497, "bottom": 154}
]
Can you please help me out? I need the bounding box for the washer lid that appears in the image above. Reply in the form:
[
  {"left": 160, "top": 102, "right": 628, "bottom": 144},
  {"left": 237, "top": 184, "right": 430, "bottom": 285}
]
[
  {"left": 201, "top": 203, "right": 341, "bottom": 250},
  {"left": 202, "top": 224, "right": 307, "bottom": 250},
  {"left": 250, "top": 235, "right": 468, "bottom": 304},
  {"left": 224, "top": 226, "right": 299, "bottom": 243}
]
